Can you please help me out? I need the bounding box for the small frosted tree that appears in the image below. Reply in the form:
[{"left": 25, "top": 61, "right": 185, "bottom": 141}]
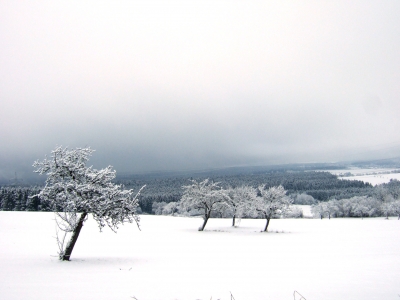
[
  {"left": 180, "top": 178, "right": 225, "bottom": 231},
  {"left": 312, "top": 200, "right": 338, "bottom": 219},
  {"left": 381, "top": 201, "right": 393, "bottom": 219},
  {"left": 311, "top": 202, "right": 327, "bottom": 219},
  {"left": 352, "top": 196, "right": 380, "bottom": 219},
  {"left": 254, "top": 185, "right": 291, "bottom": 232},
  {"left": 224, "top": 186, "right": 256, "bottom": 226},
  {"left": 162, "top": 201, "right": 180, "bottom": 216},
  {"left": 393, "top": 200, "right": 400, "bottom": 220},
  {"left": 325, "top": 200, "right": 339, "bottom": 219},
  {"left": 386, "top": 200, "right": 400, "bottom": 219},
  {"left": 380, "top": 193, "right": 395, "bottom": 219},
  {"left": 33, "top": 146, "right": 145, "bottom": 261},
  {"left": 340, "top": 198, "right": 354, "bottom": 217}
]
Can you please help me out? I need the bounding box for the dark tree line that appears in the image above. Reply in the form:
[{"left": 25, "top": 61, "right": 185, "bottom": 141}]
[
  {"left": 138, "top": 194, "right": 181, "bottom": 214},
  {"left": 117, "top": 171, "right": 374, "bottom": 213},
  {"left": 0, "top": 186, "right": 46, "bottom": 211},
  {"left": 1, "top": 171, "right": 376, "bottom": 213}
]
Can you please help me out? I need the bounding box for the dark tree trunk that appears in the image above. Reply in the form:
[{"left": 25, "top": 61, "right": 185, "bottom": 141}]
[
  {"left": 232, "top": 214, "right": 236, "bottom": 227},
  {"left": 61, "top": 212, "right": 87, "bottom": 261},
  {"left": 199, "top": 210, "right": 210, "bottom": 231},
  {"left": 263, "top": 217, "right": 270, "bottom": 232}
]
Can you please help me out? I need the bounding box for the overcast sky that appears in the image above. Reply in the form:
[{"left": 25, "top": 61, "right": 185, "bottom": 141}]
[{"left": 1, "top": 0, "right": 400, "bottom": 181}]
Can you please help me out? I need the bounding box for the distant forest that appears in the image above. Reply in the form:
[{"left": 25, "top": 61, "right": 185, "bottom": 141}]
[
  {"left": 117, "top": 171, "right": 375, "bottom": 213},
  {"left": 1, "top": 170, "right": 386, "bottom": 214}
]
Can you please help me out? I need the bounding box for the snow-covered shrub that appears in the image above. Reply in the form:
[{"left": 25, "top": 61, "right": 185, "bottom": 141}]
[
  {"left": 284, "top": 205, "right": 304, "bottom": 218},
  {"left": 382, "top": 199, "right": 400, "bottom": 219},
  {"left": 311, "top": 202, "right": 326, "bottom": 219},
  {"left": 152, "top": 201, "right": 167, "bottom": 215},
  {"left": 161, "top": 201, "right": 180, "bottom": 216},
  {"left": 352, "top": 196, "right": 381, "bottom": 218},
  {"left": 292, "top": 193, "right": 317, "bottom": 205},
  {"left": 312, "top": 196, "right": 384, "bottom": 219}
]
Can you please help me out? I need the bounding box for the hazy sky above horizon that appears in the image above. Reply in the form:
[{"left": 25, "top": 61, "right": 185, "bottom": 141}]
[{"left": 1, "top": 1, "right": 400, "bottom": 181}]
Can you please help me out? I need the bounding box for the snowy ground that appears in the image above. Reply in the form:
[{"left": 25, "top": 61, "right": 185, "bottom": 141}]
[
  {"left": 340, "top": 173, "right": 400, "bottom": 186},
  {"left": 1, "top": 212, "right": 399, "bottom": 300},
  {"left": 325, "top": 168, "right": 400, "bottom": 186}
]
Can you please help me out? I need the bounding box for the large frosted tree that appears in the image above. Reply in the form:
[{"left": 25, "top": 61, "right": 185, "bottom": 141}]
[
  {"left": 180, "top": 178, "right": 225, "bottom": 231},
  {"left": 254, "top": 185, "right": 291, "bottom": 232},
  {"left": 33, "top": 146, "right": 144, "bottom": 261}
]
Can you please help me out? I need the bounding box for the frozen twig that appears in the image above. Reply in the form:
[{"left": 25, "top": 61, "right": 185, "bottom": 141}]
[{"left": 293, "top": 290, "right": 307, "bottom": 300}]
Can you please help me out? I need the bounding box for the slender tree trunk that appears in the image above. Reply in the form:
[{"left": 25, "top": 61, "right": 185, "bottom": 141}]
[
  {"left": 199, "top": 209, "right": 211, "bottom": 231},
  {"left": 199, "top": 215, "right": 209, "bottom": 231},
  {"left": 232, "top": 214, "right": 236, "bottom": 227},
  {"left": 61, "top": 212, "right": 87, "bottom": 261},
  {"left": 263, "top": 217, "right": 270, "bottom": 232}
]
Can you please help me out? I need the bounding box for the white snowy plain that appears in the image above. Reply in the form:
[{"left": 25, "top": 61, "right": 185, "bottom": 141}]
[
  {"left": 325, "top": 168, "right": 400, "bottom": 186},
  {"left": 340, "top": 173, "right": 400, "bottom": 186},
  {"left": 1, "top": 212, "right": 399, "bottom": 300}
]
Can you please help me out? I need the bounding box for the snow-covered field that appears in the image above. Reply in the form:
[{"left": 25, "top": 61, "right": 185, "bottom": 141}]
[
  {"left": 340, "top": 173, "right": 400, "bottom": 186},
  {"left": 1, "top": 212, "right": 399, "bottom": 300},
  {"left": 325, "top": 168, "right": 400, "bottom": 186}
]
